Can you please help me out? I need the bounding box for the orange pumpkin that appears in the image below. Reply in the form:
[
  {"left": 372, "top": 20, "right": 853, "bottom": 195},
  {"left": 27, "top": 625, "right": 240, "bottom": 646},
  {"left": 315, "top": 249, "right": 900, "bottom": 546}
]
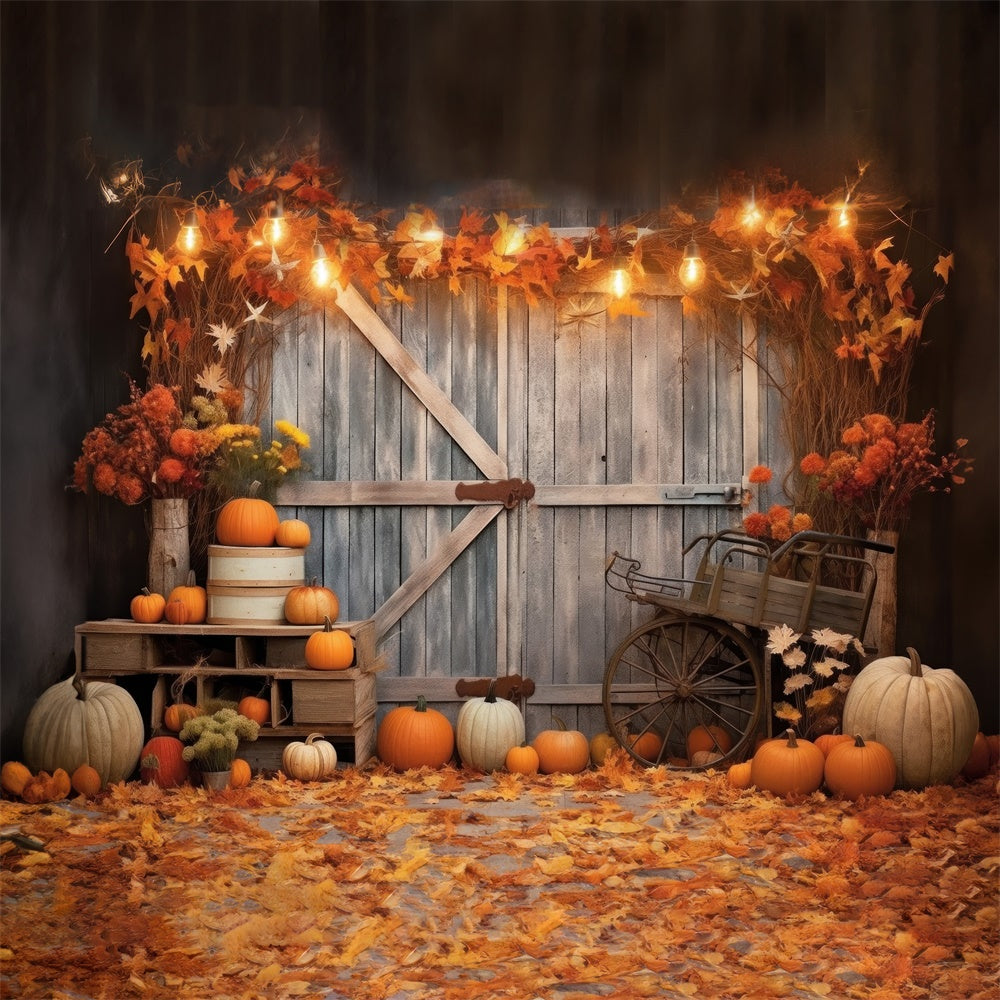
[
  {"left": 1, "top": 760, "right": 32, "bottom": 796},
  {"left": 814, "top": 733, "right": 855, "bottom": 758},
  {"left": 216, "top": 486, "right": 279, "bottom": 547},
  {"left": 589, "top": 731, "right": 618, "bottom": 766},
  {"left": 628, "top": 730, "right": 662, "bottom": 762},
  {"left": 275, "top": 518, "right": 311, "bottom": 548},
  {"left": 961, "top": 732, "right": 992, "bottom": 780},
  {"left": 305, "top": 616, "right": 354, "bottom": 670},
  {"left": 505, "top": 743, "right": 540, "bottom": 775},
  {"left": 686, "top": 724, "right": 733, "bottom": 759},
  {"left": 987, "top": 734, "right": 1000, "bottom": 771},
  {"left": 750, "top": 729, "right": 825, "bottom": 797},
  {"left": 164, "top": 703, "right": 201, "bottom": 733},
  {"left": 140, "top": 736, "right": 189, "bottom": 788},
  {"left": 164, "top": 598, "right": 191, "bottom": 625},
  {"left": 167, "top": 570, "right": 206, "bottom": 624},
  {"left": 376, "top": 696, "right": 455, "bottom": 771},
  {"left": 727, "top": 761, "right": 754, "bottom": 789},
  {"left": 285, "top": 579, "right": 340, "bottom": 625},
  {"left": 229, "top": 758, "right": 252, "bottom": 789},
  {"left": 71, "top": 764, "right": 102, "bottom": 797},
  {"left": 130, "top": 587, "right": 165, "bottom": 623},
  {"left": 532, "top": 718, "right": 590, "bottom": 774},
  {"left": 238, "top": 695, "right": 271, "bottom": 726},
  {"left": 823, "top": 734, "right": 897, "bottom": 800}
]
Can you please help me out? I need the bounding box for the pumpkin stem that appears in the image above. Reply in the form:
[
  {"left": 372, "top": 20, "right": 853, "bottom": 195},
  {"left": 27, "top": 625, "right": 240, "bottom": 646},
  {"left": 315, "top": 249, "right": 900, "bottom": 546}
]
[
  {"left": 323, "top": 615, "right": 333, "bottom": 632},
  {"left": 185, "top": 570, "right": 197, "bottom": 586},
  {"left": 485, "top": 679, "right": 498, "bottom": 703},
  {"left": 416, "top": 695, "right": 428, "bottom": 712},
  {"left": 72, "top": 673, "right": 88, "bottom": 701},
  {"left": 141, "top": 587, "right": 152, "bottom": 596},
  {"left": 853, "top": 734, "right": 866, "bottom": 747},
  {"left": 552, "top": 715, "right": 567, "bottom": 731},
  {"left": 248, "top": 480, "right": 262, "bottom": 497},
  {"left": 905, "top": 647, "right": 922, "bottom": 677},
  {"left": 784, "top": 728, "right": 798, "bottom": 747}
]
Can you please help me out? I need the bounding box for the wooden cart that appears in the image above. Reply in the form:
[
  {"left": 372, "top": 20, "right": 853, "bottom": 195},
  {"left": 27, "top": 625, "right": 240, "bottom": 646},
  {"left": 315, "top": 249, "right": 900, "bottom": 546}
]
[{"left": 602, "top": 530, "right": 895, "bottom": 768}]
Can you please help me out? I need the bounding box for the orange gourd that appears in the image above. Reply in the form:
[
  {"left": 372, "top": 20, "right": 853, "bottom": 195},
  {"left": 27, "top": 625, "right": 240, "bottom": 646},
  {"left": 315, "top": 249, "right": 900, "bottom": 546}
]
[
  {"left": 814, "top": 733, "right": 854, "bottom": 758},
  {"left": 215, "top": 483, "right": 279, "bottom": 547},
  {"left": 532, "top": 717, "right": 590, "bottom": 774},
  {"left": 305, "top": 616, "right": 354, "bottom": 671},
  {"left": 275, "top": 518, "right": 311, "bottom": 548},
  {"left": 71, "top": 764, "right": 102, "bottom": 797},
  {"left": 824, "top": 734, "right": 897, "bottom": 800},
  {"left": 727, "top": 761, "right": 754, "bottom": 789},
  {"left": 961, "top": 732, "right": 992, "bottom": 780},
  {"left": 164, "top": 703, "right": 201, "bottom": 733},
  {"left": 376, "top": 696, "right": 455, "bottom": 771},
  {"left": 505, "top": 743, "right": 540, "bottom": 775},
  {"left": 686, "top": 724, "right": 733, "bottom": 759},
  {"left": 750, "top": 729, "right": 825, "bottom": 797},
  {"left": 284, "top": 579, "right": 340, "bottom": 625},
  {"left": 1, "top": 761, "right": 32, "bottom": 797},
  {"left": 628, "top": 730, "right": 662, "bottom": 762},
  {"left": 130, "top": 587, "right": 165, "bottom": 623},
  {"left": 238, "top": 695, "right": 271, "bottom": 726},
  {"left": 229, "top": 758, "right": 252, "bottom": 789},
  {"left": 167, "top": 570, "right": 207, "bottom": 624},
  {"left": 164, "top": 598, "right": 191, "bottom": 625},
  {"left": 140, "top": 736, "right": 190, "bottom": 788}
]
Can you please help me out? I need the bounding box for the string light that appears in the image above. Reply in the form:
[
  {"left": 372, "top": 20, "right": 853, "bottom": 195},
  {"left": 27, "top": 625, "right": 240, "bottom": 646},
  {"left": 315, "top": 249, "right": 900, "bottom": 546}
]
[
  {"left": 176, "top": 207, "right": 203, "bottom": 255},
  {"left": 742, "top": 187, "right": 763, "bottom": 230},
  {"left": 264, "top": 193, "right": 285, "bottom": 245},
  {"left": 609, "top": 257, "right": 631, "bottom": 298},
  {"left": 417, "top": 224, "right": 444, "bottom": 244},
  {"left": 311, "top": 240, "right": 334, "bottom": 288},
  {"left": 679, "top": 239, "right": 706, "bottom": 290},
  {"left": 829, "top": 196, "right": 857, "bottom": 234}
]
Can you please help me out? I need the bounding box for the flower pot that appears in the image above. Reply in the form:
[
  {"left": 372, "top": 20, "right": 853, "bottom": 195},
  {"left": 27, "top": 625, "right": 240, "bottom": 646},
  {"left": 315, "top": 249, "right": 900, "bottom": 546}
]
[
  {"left": 865, "top": 529, "right": 898, "bottom": 658},
  {"left": 200, "top": 770, "right": 231, "bottom": 791},
  {"left": 148, "top": 497, "right": 190, "bottom": 597}
]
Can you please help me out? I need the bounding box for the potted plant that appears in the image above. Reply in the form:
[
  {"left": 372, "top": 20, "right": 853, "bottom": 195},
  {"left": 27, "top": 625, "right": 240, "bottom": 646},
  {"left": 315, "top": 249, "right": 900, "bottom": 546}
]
[{"left": 178, "top": 708, "right": 260, "bottom": 790}]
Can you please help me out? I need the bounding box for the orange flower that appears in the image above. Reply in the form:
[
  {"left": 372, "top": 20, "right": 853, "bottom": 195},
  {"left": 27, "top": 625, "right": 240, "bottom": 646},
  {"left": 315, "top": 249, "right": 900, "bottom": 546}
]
[
  {"left": 792, "top": 512, "right": 814, "bottom": 533},
  {"left": 157, "top": 458, "right": 186, "bottom": 483},
  {"left": 770, "top": 519, "right": 793, "bottom": 542},
  {"left": 93, "top": 463, "right": 117, "bottom": 495},
  {"left": 767, "top": 504, "right": 792, "bottom": 523},
  {"left": 841, "top": 422, "right": 867, "bottom": 447},
  {"left": 799, "top": 452, "right": 826, "bottom": 476},
  {"left": 169, "top": 428, "right": 199, "bottom": 458},
  {"left": 748, "top": 465, "right": 772, "bottom": 485},
  {"left": 743, "top": 512, "right": 769, "bottom": 538}
]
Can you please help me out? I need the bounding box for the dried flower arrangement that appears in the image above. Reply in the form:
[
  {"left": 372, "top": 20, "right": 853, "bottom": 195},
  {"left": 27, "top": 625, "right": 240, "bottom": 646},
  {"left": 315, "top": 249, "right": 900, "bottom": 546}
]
[
  {"left": 207, "top": 418, "right": 310, "bottom": 503},
  {"left": 766, "top": 624, "right": 866, "bottom": 737},
  {"left": 179, "top": 708, "right": 259, "bottom": 772}
]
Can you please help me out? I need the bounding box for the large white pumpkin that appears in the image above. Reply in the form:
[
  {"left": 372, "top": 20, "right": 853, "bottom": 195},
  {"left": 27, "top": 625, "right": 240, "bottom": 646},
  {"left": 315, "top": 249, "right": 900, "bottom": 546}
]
[
  {"left": 456, "top": 682, "right": 525, "bottom": 772},
  {"left": 842, "top": 647, "right": 979, "bottom": 790},
  {"left": 23, "top": 675, "right": 145, "bottom": 785}
]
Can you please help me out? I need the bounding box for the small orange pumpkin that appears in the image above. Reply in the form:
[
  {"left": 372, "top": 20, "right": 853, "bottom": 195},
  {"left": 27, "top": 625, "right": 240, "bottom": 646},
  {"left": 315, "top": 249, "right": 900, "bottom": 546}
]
[
  {"left": 164, "top": 703, "right": 201, "bottom": 733},
  {"left": 727, "top": 761, "right": 754, "bottom": 789},
  {"left": 1, "top": 761, "right": 33, "bottom": 797},
  {"left": 814, "top": 733, "right": 854, "bottom": 758},
  {"left": 164, "top": 598, "right": 191, "bottom": 625},
  {"left": 589, "top": 731, "right": 618, "bottom": 766},
  {"left": 376, "top": 696, "right": 455, "bottom": 771},
  {"left": 305, "top": 616, "right": 354, "bottom": 670},
  {"left": 275, "top": 518, "right": 311, "bottom": 548},
  {"left": 961, "top": 732, "right": 992, "bottom": 780},
  {"left": 71, "top": 764, "right": 102, "bottom": 797},
  {"left": 216, "top": 483, "right": 280, "bottom": 547},
  {"left": 238, "top": 695, "right": 271, "bottom": 726},
  {"left": 824, "top": 734, "right": 897, "bottom": 800},
  {"left": 229, "top": 758, "right": 252, "bottom": 789},
  {"left": 505, "top": 743, "right": 540, "bottom": 776},
  {"left": 532, "top": 717, "right": 590, "bottom": 775},
  {"left": 750, "top": 729, "right": 825, "bottom": 797},
  {"left": 628, "top": 730, "right": 662, "bottom": 762},
  {"left": 130, "top": 587, "right": 165, "bottom": 623},
  {"left": 167, "top": 570, "right": 207, "bottom": 624},
  {"left": 686, "top": 724, "right": 733, "bottom": 759},
  {"left": 285, "top": 579, "right": 340, "bottom": 625}
]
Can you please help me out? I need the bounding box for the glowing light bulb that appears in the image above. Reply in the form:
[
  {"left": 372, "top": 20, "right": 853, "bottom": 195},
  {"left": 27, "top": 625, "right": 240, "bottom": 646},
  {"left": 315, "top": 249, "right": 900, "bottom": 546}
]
[
  {"left": 679, "top": 240, "right": 706, "bottom": 290},
  {"left": 176, "top": 207, "right": 202, "bottom": 255},
  {"left": 610, "top": 266, "right": 631, "bottom": 299},
  {"left": 419, "top": 224, "right": 444, "bottom": 243},
  {"left": 264, "top": 194, "right": 285, "bottom": 245},
  {"left": 742, "top": 191, "right": 763, "bottom": 230},
  {"left": 311, "top": 241, "right": 334, "bottom": 288},
  {"left": 830, "top": 201, "right": 857, "bottom": 234}
]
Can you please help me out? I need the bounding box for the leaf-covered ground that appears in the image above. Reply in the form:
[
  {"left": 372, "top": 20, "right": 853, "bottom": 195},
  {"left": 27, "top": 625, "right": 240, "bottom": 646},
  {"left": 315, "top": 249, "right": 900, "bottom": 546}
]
[{"left": 1, "top": 756, "right": 997, "bottom": 1000}]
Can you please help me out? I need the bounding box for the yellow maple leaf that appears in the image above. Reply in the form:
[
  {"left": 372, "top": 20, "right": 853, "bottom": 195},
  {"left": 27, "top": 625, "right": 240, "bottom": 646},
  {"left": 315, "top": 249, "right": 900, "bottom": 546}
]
[
  {"left": 573, "top": 243, "right": 602, "bottom": 271},
  {"left": 934, "top": 251, "right": 955, "bottom": 283}
]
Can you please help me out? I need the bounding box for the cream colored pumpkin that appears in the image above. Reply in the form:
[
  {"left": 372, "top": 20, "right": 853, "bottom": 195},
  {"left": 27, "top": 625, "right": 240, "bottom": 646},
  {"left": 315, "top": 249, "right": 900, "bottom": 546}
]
[
  {"left": 282, "top": 733, "right": 338, "bottom": 781},
  {"left": 842, "top": 646, "right": 979, "bottom": 790},
  {"left": 456, "top": 681, "right": 525, "bottom": 772},
  {"left": 22, "top": 675, "right": 144, "bottom": 785}
]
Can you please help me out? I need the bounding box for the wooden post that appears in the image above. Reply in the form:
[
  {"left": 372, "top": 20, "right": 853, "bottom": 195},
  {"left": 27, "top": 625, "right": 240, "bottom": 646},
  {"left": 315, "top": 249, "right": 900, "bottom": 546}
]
[{"left": 148, "top": 498, "right": 190, "bottom": 597}]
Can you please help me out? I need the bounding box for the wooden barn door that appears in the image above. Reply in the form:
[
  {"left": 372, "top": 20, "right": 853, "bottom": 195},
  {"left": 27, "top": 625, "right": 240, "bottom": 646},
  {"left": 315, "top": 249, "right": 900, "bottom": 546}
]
[{"left": 272, "top": 278, "right": 768, "bottom": 731}]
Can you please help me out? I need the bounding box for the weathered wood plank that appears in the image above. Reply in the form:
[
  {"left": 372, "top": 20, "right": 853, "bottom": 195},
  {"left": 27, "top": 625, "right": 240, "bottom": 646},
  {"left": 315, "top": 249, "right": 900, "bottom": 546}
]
[{"left": 335, "top": 282, "right": 506, "bottom": 479}]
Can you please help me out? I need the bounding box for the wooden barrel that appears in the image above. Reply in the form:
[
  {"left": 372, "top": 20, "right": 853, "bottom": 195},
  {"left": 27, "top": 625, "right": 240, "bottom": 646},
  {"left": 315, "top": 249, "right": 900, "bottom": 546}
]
[
  {"left": 206, "top": 545, "right": 305, "bottom": 587},
  {"left": 206, "top": 585, "right": 294, "bottom": 625}
]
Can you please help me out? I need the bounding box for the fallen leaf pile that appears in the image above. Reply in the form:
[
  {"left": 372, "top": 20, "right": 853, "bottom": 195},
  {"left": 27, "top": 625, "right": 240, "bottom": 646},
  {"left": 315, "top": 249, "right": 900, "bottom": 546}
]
[{"left": 1, "top": 755, "right": 997, "bottom": 999}]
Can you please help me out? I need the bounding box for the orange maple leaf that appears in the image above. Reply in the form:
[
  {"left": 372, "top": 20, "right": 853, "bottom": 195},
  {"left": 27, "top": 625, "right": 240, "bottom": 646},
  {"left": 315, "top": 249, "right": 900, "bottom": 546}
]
[
  {"left": 933, "top": 251, "right": 955, "bottom": 283},
  {"left": 129, "top": 278, "right": 163, "bottom": 323}
]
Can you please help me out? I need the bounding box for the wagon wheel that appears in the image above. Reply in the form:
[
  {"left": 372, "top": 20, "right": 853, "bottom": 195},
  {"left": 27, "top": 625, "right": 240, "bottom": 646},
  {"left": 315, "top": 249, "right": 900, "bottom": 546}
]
[{"left": 602, "top": 614, "right": 763, "bottom": 768}]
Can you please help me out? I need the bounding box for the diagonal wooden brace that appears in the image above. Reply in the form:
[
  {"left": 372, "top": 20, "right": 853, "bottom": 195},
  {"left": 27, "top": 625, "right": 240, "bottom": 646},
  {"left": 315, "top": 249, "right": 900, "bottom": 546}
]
[{"left": 455, "top": 477, "right": 536, "bottom": 509}]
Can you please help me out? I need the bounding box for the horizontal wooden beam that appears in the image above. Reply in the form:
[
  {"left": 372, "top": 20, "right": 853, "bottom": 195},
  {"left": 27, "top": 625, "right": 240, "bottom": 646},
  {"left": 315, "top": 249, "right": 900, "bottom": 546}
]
[
  {"left": 376, "top": 677, "right": 608, "bottom": 706},
  {"left": 279, "top": 480, "right": 484, "bottom": 506}
]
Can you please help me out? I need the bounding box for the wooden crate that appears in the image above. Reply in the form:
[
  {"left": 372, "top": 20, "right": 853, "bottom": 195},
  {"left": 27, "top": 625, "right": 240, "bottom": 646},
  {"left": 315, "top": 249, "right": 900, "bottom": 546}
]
[
  {"left": 81, "top": 632, "right": 163, "bottom": 672},
  {"left": 291, "top": 670, "right": 376, "bottom": 724}
]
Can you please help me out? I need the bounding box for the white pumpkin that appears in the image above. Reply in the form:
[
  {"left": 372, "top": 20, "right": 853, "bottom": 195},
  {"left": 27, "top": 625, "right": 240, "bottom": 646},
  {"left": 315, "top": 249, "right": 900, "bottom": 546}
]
[
  {"left": 456, "top": 681, "right": 525, "bottom": 772},
  {"left": 842, "top": 646, "right": 979, "bottom": 790},
  {"left": 282, "top": 733, "right": 338, "bottom": 781},
  {"left": 22, "top": 675, "right": 145, "bottom": 785}
]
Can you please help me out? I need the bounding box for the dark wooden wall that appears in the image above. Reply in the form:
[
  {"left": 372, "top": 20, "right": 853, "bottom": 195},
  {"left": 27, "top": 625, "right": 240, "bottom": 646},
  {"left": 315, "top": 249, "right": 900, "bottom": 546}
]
[{"left": 2, "top": 0, "right": 996, "bottom": 761}]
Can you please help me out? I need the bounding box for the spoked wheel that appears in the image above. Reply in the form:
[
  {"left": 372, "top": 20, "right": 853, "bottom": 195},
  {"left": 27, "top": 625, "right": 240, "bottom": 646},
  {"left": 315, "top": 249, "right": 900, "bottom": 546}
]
[{"left": 602, "top": 614, "right": 763, "bottom": 768}]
